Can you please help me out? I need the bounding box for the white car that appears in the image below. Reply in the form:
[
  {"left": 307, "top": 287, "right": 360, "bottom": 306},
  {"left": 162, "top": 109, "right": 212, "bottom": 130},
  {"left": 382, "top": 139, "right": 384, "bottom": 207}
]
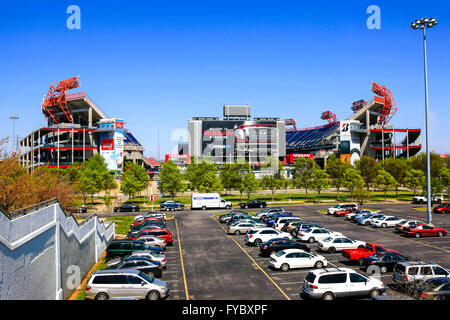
[
  {"left": 370, "top": 216, "right": 401, "bottom": 228},
  {"left": 296, "top": 227, "right": 343, "bottom": 243},
  {"left": 245, "top": 228, "right": 292, "bottom": 246},
  {"left": 394, "top": 219, "right": 425, "bottom": 233},
  {"left": 136, "top": 235, "right": 167, "bottom": 249},
  {"left": 302, "top": 268, "right": 386, "bottom": 300},
  {"left": 273, "top": 216, "right": 302, "bottom": 231},
  {"left": 412, "top": 194, "right": 444, "bottom": 204},
  {"left": 269, "top": 249, "right": 328, "bottom": 271},
  {"left": 317, "top": 236, "right": 366, "bottom": 254},
  {"left": 357, "top": 213, "right": 385, "bottom": 226},
  {"left": 327, "top": 203, "right": 358, "bottom": 215}
]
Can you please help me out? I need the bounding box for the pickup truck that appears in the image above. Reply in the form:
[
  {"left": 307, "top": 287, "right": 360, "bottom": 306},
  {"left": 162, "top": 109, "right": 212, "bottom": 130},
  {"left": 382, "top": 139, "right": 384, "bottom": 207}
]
[{"left": 341, "top": 242, "right": 400, "bottom": 266}]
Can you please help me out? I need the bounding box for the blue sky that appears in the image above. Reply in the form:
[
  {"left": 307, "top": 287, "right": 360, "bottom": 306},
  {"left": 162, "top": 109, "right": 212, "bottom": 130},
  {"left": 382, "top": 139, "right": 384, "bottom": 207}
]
[{"left": 1, "top": 0, "right": 449, "bottom": 158}]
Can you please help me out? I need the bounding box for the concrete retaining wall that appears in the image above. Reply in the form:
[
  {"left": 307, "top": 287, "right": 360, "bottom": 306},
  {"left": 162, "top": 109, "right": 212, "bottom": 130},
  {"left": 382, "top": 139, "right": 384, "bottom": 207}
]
[{"left": 0, "top": 199, "right": 115, "bottom": 300}]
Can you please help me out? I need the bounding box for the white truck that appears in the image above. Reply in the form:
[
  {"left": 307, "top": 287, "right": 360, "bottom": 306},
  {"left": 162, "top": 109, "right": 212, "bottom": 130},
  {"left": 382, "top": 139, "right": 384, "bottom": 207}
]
[
  {"left": 191, "top": 193, "right": 232, "bottom": 210},
  {"left": 412, "top": 194, "right": 444, "bottom": 204}
]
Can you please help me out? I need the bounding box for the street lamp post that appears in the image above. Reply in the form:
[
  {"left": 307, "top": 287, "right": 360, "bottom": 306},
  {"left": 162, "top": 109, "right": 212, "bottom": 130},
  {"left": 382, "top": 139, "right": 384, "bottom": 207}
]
[
  {"left": 9, "top": 115, "right": 19, "bottom": 153},
  {"left": 411, "top": 17, "right": 438, "bottom": 224}
]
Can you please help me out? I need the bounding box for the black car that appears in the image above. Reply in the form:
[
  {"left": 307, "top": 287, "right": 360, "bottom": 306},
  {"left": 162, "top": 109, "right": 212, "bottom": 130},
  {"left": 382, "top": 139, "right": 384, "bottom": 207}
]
[
  {"left": 361, "top": 251, "right": 409, "bottom": 273},
  {"left": 107, "top": 257, "right": 162, "bottom": 278},
  {"left": 130, "top": 220, "right": 167, "bottom": 232},
  {"left": 260, "top": 238, "right": 310, "bottom": 257},
  {"left": 76, "top": 206, "right": 87, "bottom": 214},
  {"left": 240, "top": 200, "right": 267, "bottom": 209},
  {"left": 114, "top": 203, "right": 140, "bottom": 212},
  {"left": 105, "top": 240, "right": 162, "bottom": 260},
  {"left": 413, "top": 277, "right": 450, "bottom": 300}
]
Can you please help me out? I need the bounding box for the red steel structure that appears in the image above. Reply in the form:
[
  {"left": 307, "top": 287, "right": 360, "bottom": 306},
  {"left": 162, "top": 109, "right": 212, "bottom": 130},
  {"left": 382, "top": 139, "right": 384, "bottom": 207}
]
[
  {"left": 321, "top": 110, "right": 337, "bottom": 125},
  {"left": 371, "top": 81, "right": 398, "bottom": 125},
  {"left": 42, "top": 76, "right": 80, "bottom": 124}
]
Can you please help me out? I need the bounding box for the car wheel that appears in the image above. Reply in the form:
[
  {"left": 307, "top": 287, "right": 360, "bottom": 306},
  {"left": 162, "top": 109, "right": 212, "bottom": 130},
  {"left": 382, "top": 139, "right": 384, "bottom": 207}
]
[
  {"left": 322, "top": 292, "right": 334, "bottom": 301},
  {"left": 245, "top": 205, "right": 248, "bottom": 209},
  {"left": 202, "top": 206, "right": 206, "bottom": 211},
  {"left": 358, "top": 257, "right": 365, "bottom": 266},
  {"left": 226, "top": 205, "right": 231, "bottom": 209},
  {"left": 166, "top": 207, "right": 169, "bottom": 211},
  {"left": 382, "top": 223, "right": 387, "bottom": 228},
  {"left": 308, "top": 237, "right": 315, "bottom": 243},
  {"left": 315, "top": 261, "right": 324, "bottom": 269},
  {"left": 369, "top": 288, "right": 381, "bottom": 298},
  {"left": 358, "top": 245, "right": 365, "bottom": 249},
  {"left": 292, "top": 230, "right": 298, "bottom": 237},
  {"left": 328, "top": 247, "right": 336, "bottom": 254},
  {"left": 254, "top": 239, "right": 262, "bottom": 246},
  {"left": 260, "top": 204, "right": 263, "bottom": 208},
  {"left": 419, "top": 200, "right": 424, "bottom": 204},
  {"left": 380, "top": 266, "right": 387, "bottom": 274},
  {"left": 146, "top": 290, "right": 160, "bottom": 300},
  {"left": 234, "top": 230, "right": 241, "bottom": 235},
  {"left": 95, "top": 292, "right": 109, "bottom": 300},
  {"left": 437, "top": 231, "right": 444, "bottom": 237},
  {"left": 415, "top": 232, "right": 421, "bottom": 238},
  {"left": 280, "top": 263, "right": 290, "bottom": 272}
]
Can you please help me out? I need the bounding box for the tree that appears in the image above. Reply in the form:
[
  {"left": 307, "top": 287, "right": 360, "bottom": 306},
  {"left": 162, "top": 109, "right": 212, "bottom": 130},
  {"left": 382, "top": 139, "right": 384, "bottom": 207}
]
[
  {"left": 158, "top": 160, "right": 183, "bottom": 200},
  {"left": 403, "top": 168, "right": 425, "bottom": 196},
  {"left": 292, "top": 158, "right": 317, "bottom": 199},
  {"left": 310, "top": 168, "right": 330, "bottom": 203},
  {"left": 261, "top": 175, "right": 283, "bottom": 201},
  {"left": 374, "top": 169, "right": 398, "bottom": 200},
  {"left": 408, "top": 152, "right": 445, "bottom": 178},
  {"left": 355, "top": 156, "right": 380, "bottom": 191},
  {"left": 78, "top": 154, "right": 110, "bottom": 205},
  {"left": 241, "top": 172, "right": 259, "bottom": 200},
  {"left": 219, "top": 163, "right": 241, "bottom": 195},
  {"left": 439, "top": 167, "right": 450, "bottom": 200},
  {"left": 343, "top": 167, "right": 365, "bottom": 200},
  {"left": 326, "top": 154, "right": 351, "bottom": 200},
  {"left": 185, "top": 161, "right": 221, "bottom": 193},
  {"left": 120, "top": 162, "right": 149, "bottom": 201},
  {"left": 383, "top": 158, "right": 407, "bottom": 197}
]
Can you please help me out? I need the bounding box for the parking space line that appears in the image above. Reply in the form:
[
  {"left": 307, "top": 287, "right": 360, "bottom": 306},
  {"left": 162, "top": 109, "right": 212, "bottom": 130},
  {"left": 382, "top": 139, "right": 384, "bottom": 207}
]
[
  {"left": 175, "top": 218, "right": 190, "bottom": 300},
  {"left": 213, "top": 218, "right": 291, "bottom": 300}
]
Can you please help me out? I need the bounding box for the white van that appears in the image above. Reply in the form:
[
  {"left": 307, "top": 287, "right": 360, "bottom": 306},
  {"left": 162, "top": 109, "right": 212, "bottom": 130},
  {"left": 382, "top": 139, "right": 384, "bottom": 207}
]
[{"left": 191, "top": 193, "right": 232, "bottom": 210}]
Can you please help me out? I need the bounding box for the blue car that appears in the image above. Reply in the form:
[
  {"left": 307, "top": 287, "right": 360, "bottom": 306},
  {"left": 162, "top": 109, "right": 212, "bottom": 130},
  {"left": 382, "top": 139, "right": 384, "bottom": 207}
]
[
  {"left": 266, "top": 213, "right": 294, "bottom": 227},
  {"left": 160, "top": 200, "right": 184, "bottom": 211}
]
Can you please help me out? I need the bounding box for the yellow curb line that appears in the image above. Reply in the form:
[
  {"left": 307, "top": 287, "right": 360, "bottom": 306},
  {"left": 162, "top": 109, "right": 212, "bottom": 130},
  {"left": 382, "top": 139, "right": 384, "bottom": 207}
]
[{"left": 175, "top": 219, "right": 190, "bottom": 300}]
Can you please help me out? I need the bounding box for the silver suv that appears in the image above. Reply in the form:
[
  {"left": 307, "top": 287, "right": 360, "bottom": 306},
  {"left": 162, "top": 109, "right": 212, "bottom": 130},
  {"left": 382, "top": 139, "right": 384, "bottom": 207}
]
[
  {"left": 392, "top": 261, "right": 450, "bottom": 285},
  {"left": 85, "top": 269, "right": 170, "bottom": 300}
]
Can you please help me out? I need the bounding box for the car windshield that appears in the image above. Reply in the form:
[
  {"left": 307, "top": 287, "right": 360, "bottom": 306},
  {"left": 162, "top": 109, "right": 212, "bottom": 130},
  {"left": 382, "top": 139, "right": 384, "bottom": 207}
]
[
  {"left": 247, "top": 230, "right": 258, "bottom": 235},
  {"left": 304, "top": 228, "right": 312, "bottom": 233},
  {"left": 139, "top": 272, "right": 154, "bottom": 283},
  {"left": 437, "top": 203, "right": 445, "bottom": 207},
  {"left": 369, "top": 253, "right": 383, "bottom": 260},
  {"left": 275, "top": 250, "right": 285, "bottom": 257},
  {"left": 322, "top": 237, "right": 332, "bottom": 242},
  {"left": 333, "top": 205, "right": 340, "bottom": 208}
]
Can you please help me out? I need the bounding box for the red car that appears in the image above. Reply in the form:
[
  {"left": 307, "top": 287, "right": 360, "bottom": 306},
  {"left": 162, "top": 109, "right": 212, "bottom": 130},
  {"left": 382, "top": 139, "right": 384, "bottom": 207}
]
[
  {"left": 334, "top": 207, "right": 357, "bottom": 217},
  {"left": 130, "top": 217, "right": 164, "bottom": 228},
  {"left": 342, "top": 242, "right": 400, "bottom": 266},
  {"left": 433, "top": 202, "right": 450, "bottom": 214},
  {"left": 402, "top": 223, "right": 447, "bottom": 238},
  {"left": 127, "top": 228, "right": 173, "bottom": 244}
]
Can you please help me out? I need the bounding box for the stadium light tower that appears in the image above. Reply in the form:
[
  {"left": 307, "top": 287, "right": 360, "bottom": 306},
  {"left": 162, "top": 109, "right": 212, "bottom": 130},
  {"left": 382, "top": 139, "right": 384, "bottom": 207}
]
[
  {"left": 411, "top": 17, "right": 438, "bottom": 224},
  {"left": 9, "top": 115, "right": 19, "bottom": 153}
]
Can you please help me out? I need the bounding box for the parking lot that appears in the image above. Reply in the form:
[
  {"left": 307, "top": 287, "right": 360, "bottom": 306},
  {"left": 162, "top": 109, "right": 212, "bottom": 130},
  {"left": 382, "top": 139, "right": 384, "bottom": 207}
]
[{"left": 172, "top": 203, "right": 450, "bottom": 300}]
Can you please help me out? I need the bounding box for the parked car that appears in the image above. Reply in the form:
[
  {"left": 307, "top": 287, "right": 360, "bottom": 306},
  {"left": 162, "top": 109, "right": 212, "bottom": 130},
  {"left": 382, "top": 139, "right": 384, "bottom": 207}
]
[
  {"left": 350, "top": 211, "right": 374, "bottom": 222},
  {"left": 327, "top": 203, "right": 358, "bottom": 215},
  {"left": 345, "top": 210, "right": 373, "bottom": 221},
  {"left": 239, "top": 199, "right": 267, "bottom": 209},
  {"left": 291, "top": 223, "right": 324, "bottom": 237},
  {"left": 105, "top": 251, "right": 167, "bottom": 269},
  {"left": 296, "top": 227, "right": 343, "bottom": 243},
  {"left": 160, "top": 200, "right": 184, "bottom": 211},
  {"left": 84, "top": 269, "right": 169, "bottom": 300},
  {"left": 433, "top": 202, "right": 450, "bottom": 214},
  {"left": 135, "top": 229, "right": 173, "bottom": 245},
  {"left": 106, "top": 240, "right": 162, "bottom": 260},
  {"left": 333, "top": 207, "right": 357, "bottom": 217},
  {"left": 107, "top": 257, "right": 163, "bottom": 278},
  {"left": 260, "top": 238, "right": 310, "bottom": 256},
  {"left": 254, "top": 208, "right": 285, "bottom": 219},
  {"left": 226, "top": 221, "right": 266, "bottom": 235},
  {"left": 114, "top": 203, "right": 140, "bottom": 212},
  {"left": 412, "top": 194, "right": 444, "bottom": 204},
  {"left": 76, "top": 206, "right": 87, "bottom": 214},
  {"left": 273, "top": 216, "right": 302, "bottom": 231},
  {"left": 402, "top": 224, "right": 448, "bottom": 238},
  {"left": 134, "top": 213, "right": 166, "bottom": 224},
  {"left": 317, "top": 236, "right": 366, "bottom": 254},
  {"left": 342, "top": 242, "right": 400, "bottom": 265},
  {"left": 392, "top": 261, "right": 450, "bottom": 286},
  {"left": 302, "top": 268, "right": 385, "bottom": 300},
  {"left": 394, "top": 219, "right": 425, "bottom": 233},
  {"left": 370, "top": 216, "right": 401, "bottom": 228},
  {"left": 130, "top": 219, "right": 167, "bottom": 232},
  {"left": 357, "top": 213, "right": 385, "bottom": 226},
  {"left": 218, "top": 210, "right": 247, "bottom": 223},
  {"left": 269, "top": 249, "right": 326, "bottom": 271},
  {"left": 136, "top": 235, "right": 167, "bottom": 249},
  {"left": 360, "top": 251, "right": 409, "bottom": 274},
  {"left": 127, "top": 226, "right": 169, "bottom": 239},
  {"left": 265, "top": 213, "right": 295, "bottom": 227},
  {"left": 413, "top": 277, "right": 450, "bottom": 300},
  {"left": 130, "top": 217, "right": 164, "bottom": 228},
  {"left": 227, "top": 214, "right": 256, "bottom": 225},
  {"left": 245, "top": 228, "right": 292, "bottom": 246}
]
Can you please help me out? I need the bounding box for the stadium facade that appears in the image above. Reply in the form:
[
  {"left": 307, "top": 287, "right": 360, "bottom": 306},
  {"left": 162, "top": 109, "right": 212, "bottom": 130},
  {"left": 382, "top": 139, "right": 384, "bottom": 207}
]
[{"left": 18, "top": 77, "right": 159, "bottom": 175}]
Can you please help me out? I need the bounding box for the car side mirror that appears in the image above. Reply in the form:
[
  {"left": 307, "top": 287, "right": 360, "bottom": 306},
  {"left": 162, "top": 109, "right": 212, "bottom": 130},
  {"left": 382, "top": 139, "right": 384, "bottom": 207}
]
[{"left": 141, "top": 281, "right": 146, "bottom": 285}]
